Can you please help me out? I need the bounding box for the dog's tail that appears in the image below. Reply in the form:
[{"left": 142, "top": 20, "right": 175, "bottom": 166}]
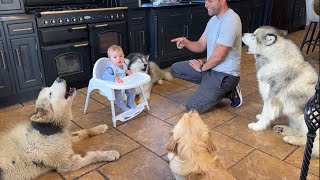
[
  {"left": 149, "top": 62, "right": 173, "bottom": 82},
  {"left": 162, "top": 71, "right": 173, "bottom": 81}
]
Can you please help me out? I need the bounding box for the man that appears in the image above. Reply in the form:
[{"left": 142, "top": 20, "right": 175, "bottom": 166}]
[{"left": 170, "top": 0, "right": 242, "bottom": 114}]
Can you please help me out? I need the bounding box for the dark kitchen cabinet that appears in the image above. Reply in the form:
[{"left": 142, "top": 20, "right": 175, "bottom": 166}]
[
  {"left": 270, "top": 0, "right": 305, "bottom": 32},
  {"left": 291, "top": 0, "right": 306, "bottom": 32},
  {"left": 148, "top": 5, "right": 209, "bottom": 67},
  {"left": 0, "top": 39, "right": 15, "bottom": 97},
  {"left": 128, "top": 9, "right": 147, "bottom": 54},
  {"left": 0, "top": 16, "right": 44, "bottom": 100},
  {"left": 0, "top": 0, "right": 24, "bottom": 15},
  {"left": 250, "top": 0, "right": 265, "bottom": 31},
  {"left": 10, "top": 37, "right": 43, "bottom": 89}
]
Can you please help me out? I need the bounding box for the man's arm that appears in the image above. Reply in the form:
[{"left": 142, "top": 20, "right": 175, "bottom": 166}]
[
  {"left": 201, "top": 43, "right": 230, "bottom": 71},
  {"left": 171, "top": 34, "right": 207, "bottom": 53}
]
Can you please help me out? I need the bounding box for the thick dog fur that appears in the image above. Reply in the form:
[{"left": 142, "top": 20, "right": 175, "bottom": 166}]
[
  {"left": 125, "top": 53, "right": 173, "bottom": 103},
  {"left": 242, "top": 26, "right": 319, "bottom": 157},
  {"left": 0, "top": 78, "right": 120, "bottom": 180},
  {"left": 165, "top": 110, "right": 235, "bottom": 180}
]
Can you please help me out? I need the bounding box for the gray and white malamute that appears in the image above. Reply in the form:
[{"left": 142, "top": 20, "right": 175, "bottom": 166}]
[
  {"left": 125, "top": 53, "right": 173, "bottom": 103},
  {"left": 242, "top": 26, "right": 319, "bottom": 157}
]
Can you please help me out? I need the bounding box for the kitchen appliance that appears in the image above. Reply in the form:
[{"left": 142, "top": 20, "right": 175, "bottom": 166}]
[{"left": 24, "top": 0, "right": 128, "bottom": 87}]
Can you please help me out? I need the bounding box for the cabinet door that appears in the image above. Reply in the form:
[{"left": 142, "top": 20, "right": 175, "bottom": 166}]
[
  {"left": 129, "top": 25, "right": 147, "bottom": 54},
  {"left": 0, "top": 0, "right": 23, "bottom": 14},
  {"left": 158, "top": 18, "right": 189, "bottom": 60},
  {"left": 251, "top": 0, "right": 265, "bottom": 31},
  {"left": 291, "top": 0, "right": 306, "bottom": 32},
  {"left": 0, "top": 40, "right": 14, "bottom": 97},
  {"left": 189, "top": 6, "right": 210, "bottom": 41},
  {"left": 10, "top": 37, "right": 43, "bottom": 90},
  {"left": 230, "top": 3, "right": 252, "bottom": 33}
]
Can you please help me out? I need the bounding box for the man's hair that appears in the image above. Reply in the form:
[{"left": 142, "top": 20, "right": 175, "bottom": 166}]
[{"left": 107, "top": 45, "right": 123, "bottom": 58}]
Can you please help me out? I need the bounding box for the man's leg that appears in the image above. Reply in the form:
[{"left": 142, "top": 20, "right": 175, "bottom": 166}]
[
  {"left": 171, "top": 61, "right": 202, "bottom": 84},
  {"left": 186, "top": 71, "right": 239, "bottom": 114}
]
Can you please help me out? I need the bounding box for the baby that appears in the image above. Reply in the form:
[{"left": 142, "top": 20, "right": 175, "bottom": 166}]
[{"left": 102, "top": 45, "right": 136, "bottom": 112}]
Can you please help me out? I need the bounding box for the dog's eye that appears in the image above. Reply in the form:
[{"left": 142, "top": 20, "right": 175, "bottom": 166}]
[{"left": 49, "top": 92, "right": 52, "bottom": 98}]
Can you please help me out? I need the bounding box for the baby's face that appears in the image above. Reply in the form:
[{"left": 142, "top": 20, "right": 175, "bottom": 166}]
[{"left": 109, "top": 50, "right": 125, "bottom": 66}]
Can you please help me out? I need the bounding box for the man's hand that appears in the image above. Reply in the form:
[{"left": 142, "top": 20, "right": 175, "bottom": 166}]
[
  {"left": 115, "top": 77, "right": 123, "bottom": 83},
  {"left": 189, "top": 59, "right": 204, "bottom": 72},
  {"left": 171, "top": 37, "right": 188, "bottom": 49}
]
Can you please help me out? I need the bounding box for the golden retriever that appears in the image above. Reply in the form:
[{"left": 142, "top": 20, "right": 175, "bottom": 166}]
[
  {"left": 0, "top": 77, "right": 120, "bottom": 180},
  {"left": 165, "top": 110, "right": 235, "bottom": 180}
]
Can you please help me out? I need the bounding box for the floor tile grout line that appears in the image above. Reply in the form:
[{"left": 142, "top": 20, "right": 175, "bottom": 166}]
[
  {"left": 227, "top": 148, "right": 256, "bottom": 170},
  {"left": 114, "top": 127, "right": 171, "bottom": 164}
]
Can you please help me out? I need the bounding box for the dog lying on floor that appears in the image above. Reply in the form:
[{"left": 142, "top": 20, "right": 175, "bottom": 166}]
[
  {"left": 165, "top": 110, "right": 235, "bottom": 180},
  {"left": 0, "top": 77, "right": 120, "bottom": 180},
  {"left": 242, "top": 26, "right": 319, "bottom": 157},
  {"left": 125, "top": 53, "right": 173, "bottom": 103}
]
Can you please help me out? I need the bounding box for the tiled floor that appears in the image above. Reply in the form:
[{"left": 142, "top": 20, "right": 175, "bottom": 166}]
[{"left": 0, "top": 29, "right": 319, "bottom": 180}]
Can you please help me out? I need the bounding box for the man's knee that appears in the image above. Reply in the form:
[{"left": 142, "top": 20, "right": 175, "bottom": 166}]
[
  {"left": 186, "top": 101, "right": 210, "bottom": 114},
  {"left": 170, "top": 62, "right": 179, "bottom": 77}
]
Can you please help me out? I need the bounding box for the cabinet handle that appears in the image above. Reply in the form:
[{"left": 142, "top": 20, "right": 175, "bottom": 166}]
[
  {"left": 15, "top": 49, "right": 22, "bottom": 66},
  {"left": 170, "top": 14, "right": 183, "bottom": 17},
  {"left": 0, "top": 50, "right": 7, "bottom": 69},
  {"left": 141, "top": 30, "right": 145, "bottom": 46},
  {"left": 73, "top": 43, "right": 89, "bottom": 48},
  {"left": 12, "top": 27, "right": 32, "bottom": 32},
  {"left": 71, "top": 26, "right": 87, "bottom": 30},
  {"left": 94, "top": 24, "right": 109, "bottom": 28},
  {"left": 131, "top": 17, "right": 143, "bottom": 20}
]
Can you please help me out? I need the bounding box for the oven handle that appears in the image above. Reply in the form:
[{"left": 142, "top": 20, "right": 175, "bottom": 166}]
[
  {"left": 73, "top": 43, "right": 89, "bottom": 48},
  {"left": 71, "top": 26, "right": 87, "bottom": 30},
  {"left": 93, "top": 24, "right": 109, "bottom": 28}
]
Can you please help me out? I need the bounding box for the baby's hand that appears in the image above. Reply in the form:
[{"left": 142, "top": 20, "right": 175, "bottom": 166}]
[
  {"left": 126, "top": 70, "right": 132, "bottom": 75},
  {"left": 115, "top": 77, "right": 123, "bottom": 83}
]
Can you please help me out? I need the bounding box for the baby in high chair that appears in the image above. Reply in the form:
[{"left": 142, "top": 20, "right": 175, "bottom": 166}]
[{"left": 102, "top": 45, "right": 136, "bottom": 112}]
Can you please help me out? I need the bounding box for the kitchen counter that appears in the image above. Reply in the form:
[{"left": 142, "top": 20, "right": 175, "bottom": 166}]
[{"left": 141, "top": 2, "right": 201, "bottom": 8}]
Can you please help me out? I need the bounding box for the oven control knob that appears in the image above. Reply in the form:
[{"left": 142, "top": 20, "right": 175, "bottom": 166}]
[
  {"left": 115, "top": 14, "right": 119, "bottom": 19},
  {"left": 50, "top": 19, "right": 55, "bottom": 24},
  {"left": 121, "top": 13, "right": 125, "bottom": 18},
  {"left": 65, "top": 18, "right": 70, "bottom": 23},
  {"left": 110, "top": 14, "right": 114, "bottom": 19},
  {"left": 43, "top": 20, "right": 49, "bottom": 25},
  {"left": 71, "top": 17, "right": 77, "bottom": 22},
  {"left": 78, "top": 17, "right": 83, "bottom": 22},
  {"left": 57, "top": 18, "right": 63, "bottom": 24}
]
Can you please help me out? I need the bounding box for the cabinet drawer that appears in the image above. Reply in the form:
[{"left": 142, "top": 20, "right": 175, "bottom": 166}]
[
  {"left": 7, "top": 22, "right": 35, "bottom": 36},
  {"left": 128, "top": 11, "right": 146, "bottom": 24}
]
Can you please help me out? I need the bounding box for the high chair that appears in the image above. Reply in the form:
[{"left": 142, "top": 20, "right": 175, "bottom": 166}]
[{"left": 84, "top": 57, "right": 151, "bottom": 127}]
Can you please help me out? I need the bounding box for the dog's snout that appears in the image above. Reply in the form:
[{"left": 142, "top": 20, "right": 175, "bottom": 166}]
[
  {"left": 56, "top": 77, "right": 63, "bottom": 83},
  {"left": 144, "top": 64, "right": 147, "bottom": 68}
]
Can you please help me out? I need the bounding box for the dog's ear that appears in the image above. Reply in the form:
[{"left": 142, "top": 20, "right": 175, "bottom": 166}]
[
  {"left": 145, "top": 54, "right": 150, "bottom": 60},
  {"left": 29, "top": 108, "right": 49, "bottom": 122},
  {"left": 165, "top": 132, "right": 178, "bottom": 153},
  {"left": 206, "top": 132, "right": 217, "bottom": 154},
  {"left": 278, "top": 30, "right": 288, "bottom": 37},
  {"left": 265, "top": 34, "right": 277, "bottom": 46}
]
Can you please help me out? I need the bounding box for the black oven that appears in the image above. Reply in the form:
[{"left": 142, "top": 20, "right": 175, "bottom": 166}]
[{"left": 89, "top": 20, "right": 128, "bottom": 64}]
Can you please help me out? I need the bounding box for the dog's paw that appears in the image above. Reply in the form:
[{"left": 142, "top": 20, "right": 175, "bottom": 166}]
[
  {"left": 248, "top": 122, "right": 267, "bottom": 131},
  {"left": 95, "top": 124, "right": 109, "bottom": 134},
  {"left": 283, "top": 136, "right": 305, "bottom": 146},
  {"left": 105, "top": 150, "right": 120, "bottom": 161},
  {"left": 256, "top": 114, "right": 261, "bottom": 121},
  {"left": 157, "top": 79, "right": 163, "bottom": 85},
  {"left": 273, "top": 125, "right": 285, "bottom": 133}
]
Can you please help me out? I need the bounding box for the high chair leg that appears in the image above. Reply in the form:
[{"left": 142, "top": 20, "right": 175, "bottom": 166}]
[
  {"left": 110, "top": 100, "right": 117, "bottom": 127},
  {"left": 84, "top": 91, "right": 91, "bottom": 114},
  {"left": 139, "top": 86, "right": 149, "bottom": 111}
]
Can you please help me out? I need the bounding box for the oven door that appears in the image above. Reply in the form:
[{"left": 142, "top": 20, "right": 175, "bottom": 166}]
[
  {"left": 89, "top": 20, "right": 128, "bottom": 64},
  {"left": 41, "top": 41, "right": 92, "bottom": 86}
]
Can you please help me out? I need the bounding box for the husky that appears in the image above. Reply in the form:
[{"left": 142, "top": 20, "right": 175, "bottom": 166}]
[
  {"left": 125, "top": 53, "right": 173, "bottom": 103},
  {"left": 242, "top": 26, "right": 319, "bottom": 157},
  {"left": 0, "top": 77, "right": 120, "bottom": 180}
]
